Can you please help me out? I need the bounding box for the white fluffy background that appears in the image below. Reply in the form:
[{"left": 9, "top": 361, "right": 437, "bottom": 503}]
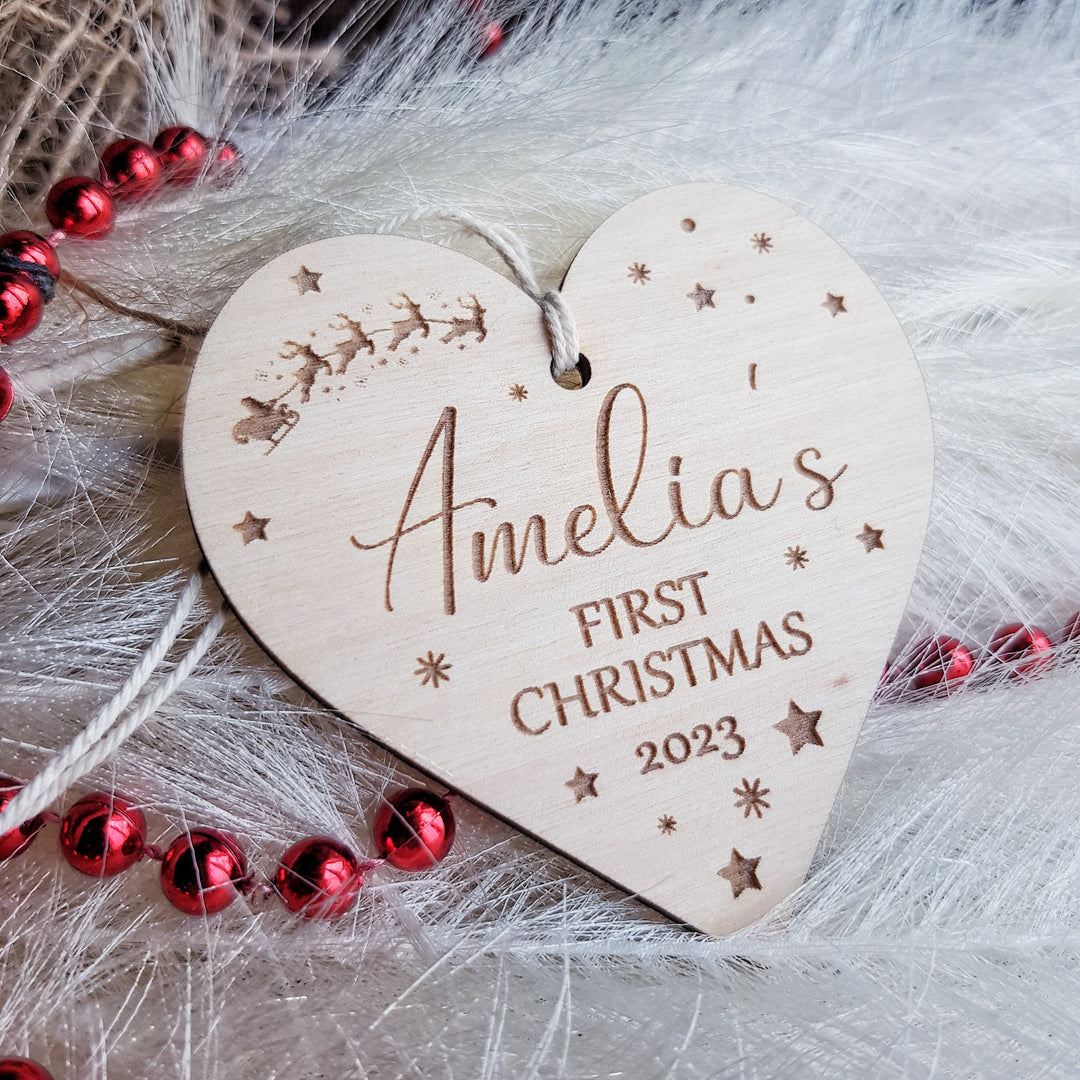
[{"left": 3, "top": 1, "right": 1080, "bottom": 1076}]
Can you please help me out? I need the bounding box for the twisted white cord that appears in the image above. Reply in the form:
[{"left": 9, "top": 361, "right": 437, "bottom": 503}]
[
  {"left": 380, "top": 209, "right": 581, "bottom": 377},
  {"left": 0, "top": 568, "right": 223, "bottom": 835}
]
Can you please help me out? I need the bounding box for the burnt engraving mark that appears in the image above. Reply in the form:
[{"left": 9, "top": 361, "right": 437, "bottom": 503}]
[
  {"left": 233, "top": 510, "right": 270, "bottom": 545},
  {"left": 774, "top": 700, "right": 823, "bottom": 755},
  {"left": 388, "top": 294, "right": 431, "bottom": 351},
  {"left": 328, "top": 314, "right": 376, "bottom": 373},
  {"left": 509, "top": 384, "right": 527, "bottom": 402},
  {"left": 822, "top": 292, "right": 847, "bottom": 317},
  {"left": 748, "top": 363, "right": 757, "bottom": 389},
  {"left": 751, "top": 233, "right": 772, "bottom": 254},
  {"left": 565, "top": 766, "right": 599, "bottom": 802},
  {"left": 414, "top": 651, "right": 452, "bottom": 688},
  {"left": 680, "top": 218, "right": 696, "bottom": 233},
  {"left": 857, "top": 523, "right": 885, "bottom": 552},
  {"left": 231, "top": 292, "right": 490, "bottom": 453},
  {"left": 733, "top": 778, "right": 771, "bottom": 819},
  {"left": 687, "top": 283, "right": 715, "bottom": 311},
  {"left": 279, "top": 341, "right": 333, "bottom": 403},
  {"left": 784, "top": 545, "right": 808, "bottom": 570},
  {"left": 635, "top": 716, "right": 744, "bottom": 774},
  {"left": 231, "top": 397, "right": 300, "bottom": 454},
  {"left": 290, "top": 265, "right": 322, "bottom": 294},
  {"left": 627, "top": 262, "right": 650, "bottom": 284},
  {"left": 718, "top": 848, "right": 763, "bottom": 899},
  {"left": 658, "top": 814, "right": 677, "bottom": 834},
  {"left": 438, "top": 294, "right": 487, "bottom": 345}
]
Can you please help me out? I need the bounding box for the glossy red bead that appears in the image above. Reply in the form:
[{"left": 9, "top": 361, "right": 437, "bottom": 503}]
[
  {"left": 153, "top": 126, "right": 209, "bottom": 185},
  {"left": 60, "top": 792, "right": 147, "bottom": 876},
  {"left": 160, "top": 828, "right": 248, "bottom": 915},
  {"left": 0, "top": 273, "right": 44, "bottom": 343},
  {"left": 210, "top": 139, "right": 243, "bottom": 185},
  {"left": 0, "top": 369, "right": 12, "bottom": 424},
  {"left": 44, "top": 176, "right": 116, "bottom": 238},
  {"left": 373, "top": 789, "right": 456, "bottom": 871},
  {"left": 479, "top": 21, "right": 504, "bottom": 57},
  {"left": 0, "top": 231, "right": 60, "bottom": 277},
  {"left": 0, "top": 778, "right": 45, "bottom": 861},
  {"left": 903, "top": 635, "right": 975, "bottom": 690},
  {"left": 99, "top": 138, "right": 163, "bottom": 200},
  {"left": 0, "top": 1059, "right": 54, "bottom": 1080},
  {"left": 985, "top": 622, "right": 1053, "bottom": 677},
  {"left": 274, "top": 836, "right": 363, "bottom": 918}
]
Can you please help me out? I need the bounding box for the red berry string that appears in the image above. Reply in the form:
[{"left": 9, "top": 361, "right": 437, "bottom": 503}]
[
  {"left": 880, "top": 613, "right": 1078, "bottom": 701},
  {"left": 0, "top": 777, "right": 454, "bottom": 927},
  {"left": 0, "top": 126, "right": 241, "bottom": 423}
]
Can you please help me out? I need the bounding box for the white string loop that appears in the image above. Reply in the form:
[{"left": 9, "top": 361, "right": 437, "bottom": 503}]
[
  {"left": 0, "top": 567, "right": 224, "bottom": 837},
  {"left": 379, "top": 209, "right": 581, "bottom": 377}
]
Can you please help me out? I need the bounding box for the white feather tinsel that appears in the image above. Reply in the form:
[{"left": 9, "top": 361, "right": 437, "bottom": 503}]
[{"left": 2, "top": 2, "right": 1080, "bottom": 1076}]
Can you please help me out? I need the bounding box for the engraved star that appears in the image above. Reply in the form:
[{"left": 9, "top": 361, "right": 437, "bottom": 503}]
[
  {"left": 733, "top": 778, "right": 771, "bottom": 819},
  {"left": 717, "top": 848, "right": 763, "bottom": 899},
  {"left": 784, "top": 545, "right": 809, "bottom": 570},
  {"left": 822, "top": 292, "right": 847, "bottom": 317},
  {"left": 658, "top": 815, "right": 677, "bottom": 835},
  {"left": 857, "top": 523, "right": 885, "bottom": 552},
  {"left": 751, "top": 232, "right": 773, "bottom": 253},
  {"left": 774, "top": 700, "right": 824, "bottom": 755},
  {"left": 687, "top": 283, "right": 716, "bottom": 311},
  {"left": 289, "top": 265, "right": 322, "bottom": 295},
  {"left": 232, "top": 511, "right": 270, "bottom": 545},
  {"left": 565, "top": 766, "right": 599, "bottom": 803},
  {"left": 414, "top": 651, "right": 452, "bottom": 688},
  {"left": 627, "top": 262, "right": 650, "bottom": 284},
  {"left": 509, "top": 383, "right": 527, "bottom": 401}
]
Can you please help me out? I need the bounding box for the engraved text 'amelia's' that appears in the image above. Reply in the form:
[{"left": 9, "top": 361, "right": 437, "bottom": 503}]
[{"left": 350, "top": 383, "right": 848, "bottom": 615}]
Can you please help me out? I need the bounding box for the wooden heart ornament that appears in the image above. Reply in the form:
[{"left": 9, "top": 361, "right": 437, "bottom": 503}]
[{"left": 183, "top": 183, "right": 933, "bottom": 937}]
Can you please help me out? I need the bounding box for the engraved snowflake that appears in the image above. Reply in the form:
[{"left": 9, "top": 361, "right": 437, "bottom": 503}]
[
  {"left": 785, "top": 545, "right": 809, "bottom": 570},
  {"left": 627, "top": 262, "right": 651, "bottom": 284},
  {"left": 414, "top": 651, "right": 452, "bottom": 688},
  {"left": 733, "top": 778, "right": 771, "bottom": 819},
  {"left": 751, "top": 233, "right": 773, "bottom": 253},
  {"left": 658, "top": 815, "right": 677, "bottom": 835},
  {"left": 509, "top": 383, "right": 527, "bottom": 401}
]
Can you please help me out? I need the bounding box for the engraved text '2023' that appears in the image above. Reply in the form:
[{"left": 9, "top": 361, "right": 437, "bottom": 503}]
[{"left": 350, "top": 383, "right": 848, "bottom": 615}]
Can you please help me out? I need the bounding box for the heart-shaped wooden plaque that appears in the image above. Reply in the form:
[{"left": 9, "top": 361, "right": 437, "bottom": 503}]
[{"left": 183, "top": 184, "right": 933, "bottom": 936}]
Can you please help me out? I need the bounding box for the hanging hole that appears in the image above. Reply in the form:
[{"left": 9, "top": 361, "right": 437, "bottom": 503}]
[{"left": 555, "top": 354, "right": 592, "bottom": 390}]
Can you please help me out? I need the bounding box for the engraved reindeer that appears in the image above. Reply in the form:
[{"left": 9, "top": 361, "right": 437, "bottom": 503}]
[
  {"left": 279, "top": 340, "right": 333, "bottom": 402},
  {"left": 439, "top": 294, "right": 487, "bottom": 345},
  {"left": 328, "top": 314, "right": 376, "bottom": 374},
  {"left": 387, "top": 294, "right": 430, "bottom": 351},
  {"left": 232, "top": 397, "right": 300, "bottom": 453}
]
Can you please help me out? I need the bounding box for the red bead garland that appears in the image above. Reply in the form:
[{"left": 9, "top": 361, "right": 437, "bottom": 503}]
[
  {"left": 0, "top": 779, "right": 45, "bottom": 860},
  {"left": 153, "top": 126, "right": 209, "bottom": 185},
  {"left": 0, "top": 231, "right": 61, "bottom": 277},
  {"left": 0, "top": 274, "right": 44, "bottom": 344},
  {"left": 0, "top": 777, "right": 453, "bottom": 924},
  {"left": 160, "top": 827, "right": 249, "bottom": 915},
  {"left": 43, "top": 176, "right": 116, "bottom": 238},
  {"left": 274, "top": 836, "right": 364, "bottom": 918},
  {"left": 883, "top": 616, "right": 1079, "bottom": 698},
  {"left": 985, "top": 622, "right": 1053, "bottom": 677},
  {"left": 59, "top": 792, "right": 147, "bottom": 876},
  {"left": 0, "top": 1058, "right": 54, "bottom": 1080},
  {"left": 0, "top": 369, "right": 12, "bottom": 424},
  {"left": 0, "top": 125, "right": 241, "bottom": 429},
  {"left": 99, "top": 138, "right": 164, "bottom": 200},
  {"left": 372, "top": 788, "right": 456, "bottom": 871}
]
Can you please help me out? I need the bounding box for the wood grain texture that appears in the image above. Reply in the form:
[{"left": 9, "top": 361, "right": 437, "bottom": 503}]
[{"left": 183, "top": 185, "right": 933, "bottom": 937}]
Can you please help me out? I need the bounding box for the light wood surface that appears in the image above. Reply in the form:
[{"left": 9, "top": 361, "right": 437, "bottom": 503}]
[{"left": 183, "top": 184, "right": 933, "bottom": 937}]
